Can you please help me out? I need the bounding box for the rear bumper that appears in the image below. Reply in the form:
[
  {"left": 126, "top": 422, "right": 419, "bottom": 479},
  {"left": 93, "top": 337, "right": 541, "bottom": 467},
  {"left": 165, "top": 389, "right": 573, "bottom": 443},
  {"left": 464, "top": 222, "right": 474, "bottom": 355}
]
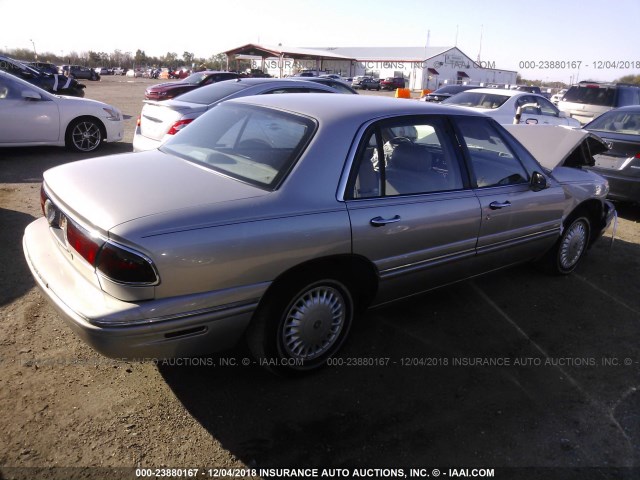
[
  {"left": 23, "top": 218, "right": 258, "bottom": 360},
  {"left": 132, "top": 126, "right": 164, "bottom": 152}
]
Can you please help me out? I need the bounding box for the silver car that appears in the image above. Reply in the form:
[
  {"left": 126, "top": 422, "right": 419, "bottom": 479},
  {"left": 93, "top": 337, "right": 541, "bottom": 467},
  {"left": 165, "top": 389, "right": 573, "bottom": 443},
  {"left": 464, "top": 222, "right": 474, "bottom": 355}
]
[
  {"left": 132, "top": 77, "right": 338, "bottom": 152},
  {"left": 23, "top": 94, "right": 615, "bottom": 373}
]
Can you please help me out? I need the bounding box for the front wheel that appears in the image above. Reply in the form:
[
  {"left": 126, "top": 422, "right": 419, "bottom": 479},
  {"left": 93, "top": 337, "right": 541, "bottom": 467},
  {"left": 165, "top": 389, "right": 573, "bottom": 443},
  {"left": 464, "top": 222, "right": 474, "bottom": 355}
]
[
  {"left": 247, "top": 276, "right": 354, "bottom": 374},
  {"left": 543, "top": 215, "right": 591, "bottom": 275},
  {"left": 65, "top": 118, "right": 103, "bottom": 153}
]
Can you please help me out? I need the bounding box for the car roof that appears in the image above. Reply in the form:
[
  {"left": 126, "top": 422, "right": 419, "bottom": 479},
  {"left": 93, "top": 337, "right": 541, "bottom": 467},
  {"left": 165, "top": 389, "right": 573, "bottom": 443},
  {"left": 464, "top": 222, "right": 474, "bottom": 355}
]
[
  {"left": 462, "top": 88, "right": 532, "bottom": 97},
  {"left": 228, "top": 92, "right": 488, "bottom": 122}
]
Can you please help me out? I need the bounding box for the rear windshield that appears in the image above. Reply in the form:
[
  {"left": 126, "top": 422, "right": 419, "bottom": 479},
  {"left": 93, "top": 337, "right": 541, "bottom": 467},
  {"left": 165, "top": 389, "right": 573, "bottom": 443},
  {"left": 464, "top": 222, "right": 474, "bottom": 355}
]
[
  {"left": 586, "top": 110, "right": 640, "bottom": 135},
  {"left": 563, "top": 85, "right": 616, "bottom": 106},
  {"left": 160, "top": 103, "right": 317, "bottom": 190},
  {"left": 174, "top": 81, "right": 249, "bottom": 105},
  {"left": 442, "top": 91, "right": 509, "bottom": 109},
  {"left": 433, "top": 86, "right": 473, "bottom": 94}
]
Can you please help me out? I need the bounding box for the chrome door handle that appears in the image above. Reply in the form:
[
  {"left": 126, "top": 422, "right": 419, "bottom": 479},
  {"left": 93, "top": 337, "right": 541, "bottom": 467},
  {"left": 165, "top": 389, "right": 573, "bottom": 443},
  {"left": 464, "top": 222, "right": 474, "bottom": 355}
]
[
  {"left": 489, "top": 201, "right": 511, "bottom": 210},
  {"left": 370, "top": 215, "right": 401, "bottom": 226}
]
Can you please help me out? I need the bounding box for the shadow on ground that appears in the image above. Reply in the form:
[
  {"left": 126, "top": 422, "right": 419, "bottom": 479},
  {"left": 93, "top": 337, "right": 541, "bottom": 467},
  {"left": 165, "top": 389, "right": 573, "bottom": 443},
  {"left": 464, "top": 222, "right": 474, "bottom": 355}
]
[
  {"left": 159, "top": 239, "right": 640, "bottom": 469},
  {"left": 0, "top": 143, "right": 133, "bottom": 183}
]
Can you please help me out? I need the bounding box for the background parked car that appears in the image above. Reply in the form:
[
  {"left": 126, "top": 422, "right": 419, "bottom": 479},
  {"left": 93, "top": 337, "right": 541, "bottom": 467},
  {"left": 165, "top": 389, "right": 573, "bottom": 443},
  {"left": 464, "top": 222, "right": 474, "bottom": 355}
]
[
  {"left": 144, "top": 71, "right": 241, "bottom": 101},
  {"left": 558, "top": 82, "right": 640, "bottom": 125},
  {"left": 112, "top": 67, "right": 126, "bottom": 75},
  {"left": 352, "top": 76, "right": 381, "bottom": 91},
  {"left": 443, "top": 88, "right": 581, "bottom": 126},
  {"left": 0, "top": 70, "right": 123, "bottom": 152},
  {"left": 24, "top": 94, "right": 615, "bottom": 374},
  {"left": 95, "top": 67, "right": 112, "bottom": 76},
  {"left": 380, "top": 77, "right": 406, "bottom": 90},
  {"left": 134, "top": 78, "right": 339, "bottom": 151},
  {"left": 27, "top": 62, "right": 59, "bottom": 76},
  {"left": 421, "top": 84, "right": 481, "bottom": 103},
  {"left": 294, "top": 76, "right": 358, "bottom": 94},
  {"left": 0, "top": 55, "right": 85, "bottom": 97},
  {"left": 583, "top": 105, "right": 640, "bottom": 203},
  {"left": 551, "top": 88, "right": 568, "bottom": 105},
  {"left": 62, "top": 65, "right": 100, "bottom": 81}
]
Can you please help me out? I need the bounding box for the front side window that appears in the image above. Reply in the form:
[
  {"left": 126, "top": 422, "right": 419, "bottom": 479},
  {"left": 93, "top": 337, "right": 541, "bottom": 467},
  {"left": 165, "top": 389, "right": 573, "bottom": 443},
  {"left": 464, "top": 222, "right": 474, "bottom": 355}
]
[
  {"left": 538, "top": 97, "right": 560, "bottom": 117},
  {"left": 160, "top": 104, "right": 316, "bottom": 189},
  {"left": 350, "top": 117, "right": 464, "bottom": 198},
  {"left": 455, "top": 117, "right": 529, "bottom": 188}
]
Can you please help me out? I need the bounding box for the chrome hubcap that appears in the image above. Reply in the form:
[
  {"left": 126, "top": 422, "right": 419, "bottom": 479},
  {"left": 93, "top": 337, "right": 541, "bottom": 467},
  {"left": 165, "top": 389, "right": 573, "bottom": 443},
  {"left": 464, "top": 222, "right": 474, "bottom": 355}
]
[
  {"left": 72, "top": 122, "right": 101, "bottom": 151},
  {"left": 560, "top": 221, "right": 587, "bottom": 270},
  {"left": 281, "top": 286, "right": 346, "bottom": 360}
]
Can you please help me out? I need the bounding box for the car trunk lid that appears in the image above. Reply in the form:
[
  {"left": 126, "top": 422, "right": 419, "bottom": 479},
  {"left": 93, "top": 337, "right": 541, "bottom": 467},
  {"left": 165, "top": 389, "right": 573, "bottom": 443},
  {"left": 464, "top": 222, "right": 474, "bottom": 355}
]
[
  {"left": 43, "top": 150, "right": 269, "bottom": 233},
  {"left": 139, "top": 101, "right": 205, "bottom": 141}
]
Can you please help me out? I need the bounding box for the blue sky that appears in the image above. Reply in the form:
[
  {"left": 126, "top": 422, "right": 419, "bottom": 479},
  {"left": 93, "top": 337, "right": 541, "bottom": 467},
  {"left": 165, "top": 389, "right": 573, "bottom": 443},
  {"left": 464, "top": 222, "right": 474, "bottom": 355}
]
[{"left": 2, "top": 0, "right": 638, "bottom": 82}]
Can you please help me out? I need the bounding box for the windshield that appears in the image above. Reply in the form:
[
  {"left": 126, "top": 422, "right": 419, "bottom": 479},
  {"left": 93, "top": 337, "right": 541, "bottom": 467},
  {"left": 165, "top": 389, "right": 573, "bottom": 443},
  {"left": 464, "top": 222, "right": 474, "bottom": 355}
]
[
  {"left": 174, "top": 81, "right": 248, "bottom": 105},
  {"left": 563, "top": 85, "right": 616, "bottom": 106},
  {"left": 160, "top": 103, "right": 317, "bottom": 189},
  {"left": 182, "top": 72, "right": 210, "bottom": 85},
  {"left": 587, "top": 110, "right": 640, "bottom": 135},
  {"left": 442, "top": 91, "right": 509, "bottom": 109}
]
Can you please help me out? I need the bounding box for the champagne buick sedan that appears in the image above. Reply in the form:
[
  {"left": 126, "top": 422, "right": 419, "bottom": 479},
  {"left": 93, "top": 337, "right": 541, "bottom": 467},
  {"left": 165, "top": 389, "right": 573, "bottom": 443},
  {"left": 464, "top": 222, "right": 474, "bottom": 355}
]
[{"left": 23, "top": 94, "right": 615, "bottom": 373}]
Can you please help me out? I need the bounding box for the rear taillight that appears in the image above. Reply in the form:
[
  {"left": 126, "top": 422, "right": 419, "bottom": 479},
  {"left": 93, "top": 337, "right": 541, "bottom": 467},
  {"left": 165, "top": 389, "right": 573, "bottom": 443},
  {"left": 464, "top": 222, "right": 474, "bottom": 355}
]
[
  {"left": 67, "top": 221, "right": 104, "bottom": 265},
  {"left": 66, "top": 220, "right": 102, "bottom": 265},
  {"left": 136, "top": 116, "right": 141, "bottom": 127},
  {"left": 167, "top": 118, "right": 193, "bottom": 135},
  {"left": 64, "top": 218, "right": 158, "bottom": 285},
  {"left": 635, "top": 153, "right": 640, "bottom": 159},
  {"left": 96, "top": 243, "right": 157, "bottom": 284}
]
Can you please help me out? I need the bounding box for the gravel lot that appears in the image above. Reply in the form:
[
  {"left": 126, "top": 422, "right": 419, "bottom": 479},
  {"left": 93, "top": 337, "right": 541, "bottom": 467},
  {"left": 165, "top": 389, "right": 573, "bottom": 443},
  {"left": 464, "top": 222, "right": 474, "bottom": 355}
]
[{"left": 1, "top": 76, "right": 639, "bottom": 480}]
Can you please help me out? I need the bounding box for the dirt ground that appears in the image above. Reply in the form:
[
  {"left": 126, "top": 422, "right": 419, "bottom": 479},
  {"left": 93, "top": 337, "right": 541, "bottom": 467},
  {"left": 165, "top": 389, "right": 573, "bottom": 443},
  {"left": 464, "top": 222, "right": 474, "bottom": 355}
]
[{"left": 0, "top": 77, "right": 639, "bottom": 480}]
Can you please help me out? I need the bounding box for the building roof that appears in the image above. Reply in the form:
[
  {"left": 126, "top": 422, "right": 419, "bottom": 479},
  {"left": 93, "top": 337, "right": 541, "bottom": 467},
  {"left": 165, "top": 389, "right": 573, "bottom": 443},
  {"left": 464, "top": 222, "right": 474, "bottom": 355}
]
[
  {"left": 224, "top": 43, "right": 353, "bottom": 61},
  {"left": 315, "top": 46, "right": 455, "bottom": 62}
]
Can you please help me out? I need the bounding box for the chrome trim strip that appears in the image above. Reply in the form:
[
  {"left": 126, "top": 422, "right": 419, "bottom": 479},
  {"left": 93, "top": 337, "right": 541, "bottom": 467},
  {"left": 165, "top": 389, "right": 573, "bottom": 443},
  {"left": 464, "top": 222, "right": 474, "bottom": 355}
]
[
  {"left": 476, "top": 228, "right": 560, "bottom": 255},
  {"left": 379, "top": 248, "right": 477, "bottom": 279},
  {"left": 90, "top": 299, "right": 260, "bottom": 327}
]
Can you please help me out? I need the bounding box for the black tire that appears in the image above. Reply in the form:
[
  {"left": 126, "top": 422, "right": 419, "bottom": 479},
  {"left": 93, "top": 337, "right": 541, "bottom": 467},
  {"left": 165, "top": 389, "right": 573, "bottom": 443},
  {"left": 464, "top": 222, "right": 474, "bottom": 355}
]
[
  {"left": 247, "top": 275, "right": 355, "bottom": 375},
  {"left": 65, "top": 118, "right": 103, "bottom": 153},
  {"left": 543, "top": 215, "right": 591, "bottom": 275}
]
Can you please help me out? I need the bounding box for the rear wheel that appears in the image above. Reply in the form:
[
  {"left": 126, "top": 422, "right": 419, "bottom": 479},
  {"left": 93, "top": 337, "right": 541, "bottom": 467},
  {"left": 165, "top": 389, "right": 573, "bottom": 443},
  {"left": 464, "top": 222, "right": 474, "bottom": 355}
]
[{"left": 247, "top": 275, "right": 354, "bottom": 374}]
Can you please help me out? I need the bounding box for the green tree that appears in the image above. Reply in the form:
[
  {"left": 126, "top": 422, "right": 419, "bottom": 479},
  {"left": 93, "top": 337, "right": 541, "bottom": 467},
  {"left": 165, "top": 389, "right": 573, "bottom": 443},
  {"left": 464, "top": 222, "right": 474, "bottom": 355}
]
[
  {"left": 182, "top": 51, "right": 194, "bottom": 66},
  {"left": 615, "top": 74, "right": 640, "bottom": 85}
]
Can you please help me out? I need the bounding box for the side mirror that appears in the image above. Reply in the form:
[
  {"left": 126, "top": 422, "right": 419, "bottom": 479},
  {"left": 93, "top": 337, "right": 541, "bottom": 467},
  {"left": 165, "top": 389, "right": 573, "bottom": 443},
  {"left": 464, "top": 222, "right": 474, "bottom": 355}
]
[
  {"left": 22, "top": 90, "right": 41, "bottom": 101},
  {"left": 530, "top": 171, "right": 547, "bottom": 192},
  {"left": 559, "top": 111, "right": 568, "bottom": 118}
]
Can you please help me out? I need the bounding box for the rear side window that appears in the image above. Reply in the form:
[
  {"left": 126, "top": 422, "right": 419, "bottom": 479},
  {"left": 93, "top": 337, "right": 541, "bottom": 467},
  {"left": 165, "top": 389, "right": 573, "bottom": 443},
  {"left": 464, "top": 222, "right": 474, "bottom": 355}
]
[
  {"left": 563, "top": 86, "right": 616, "bottom": 107},
  {"left": 454, "top": 117, "right": 529, "bottom": 188},
  {"left": 616, "top": 87, "right": 640, "bottom": 107},
  {"left": 349, "top": 117, "right": 465, "bottom": 199}
]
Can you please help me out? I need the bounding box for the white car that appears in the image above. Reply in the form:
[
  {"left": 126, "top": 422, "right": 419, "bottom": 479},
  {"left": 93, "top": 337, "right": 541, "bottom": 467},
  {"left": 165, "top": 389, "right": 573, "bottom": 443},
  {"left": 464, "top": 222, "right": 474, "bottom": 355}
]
[
  {"left": 442, "top": 88, "right": 581, "bottom": 127},
  {"left": 551, "top": 88, "right": 567, "bottom": 105},
  {"left": 0, "top": 71, "right": 124, "bottom": 152}
]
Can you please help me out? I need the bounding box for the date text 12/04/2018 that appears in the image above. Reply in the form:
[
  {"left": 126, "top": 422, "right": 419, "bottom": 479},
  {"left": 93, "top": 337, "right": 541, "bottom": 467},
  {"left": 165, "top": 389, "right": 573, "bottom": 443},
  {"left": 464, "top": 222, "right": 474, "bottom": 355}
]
[{"left": 518, "top": 60, "right": 640, "bottom": 69}]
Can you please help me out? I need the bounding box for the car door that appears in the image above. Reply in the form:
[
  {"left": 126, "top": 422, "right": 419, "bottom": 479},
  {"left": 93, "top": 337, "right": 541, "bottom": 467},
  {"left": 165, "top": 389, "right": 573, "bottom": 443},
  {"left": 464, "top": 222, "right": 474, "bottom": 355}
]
[
  {"left": 514, "top": 95, "right": 546, "bottom": 124},
  {"left": 0, "top": 75, "right": 59, "bottom": 144},
  {"left": 537, "top": 96, "right": 572, "bottom": 126},
  {"left": 451, "top": 116, "right": 566, "bottom": 271},
  {"left": 344, "top": 115, "right": 482, "bottom": 305}
]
